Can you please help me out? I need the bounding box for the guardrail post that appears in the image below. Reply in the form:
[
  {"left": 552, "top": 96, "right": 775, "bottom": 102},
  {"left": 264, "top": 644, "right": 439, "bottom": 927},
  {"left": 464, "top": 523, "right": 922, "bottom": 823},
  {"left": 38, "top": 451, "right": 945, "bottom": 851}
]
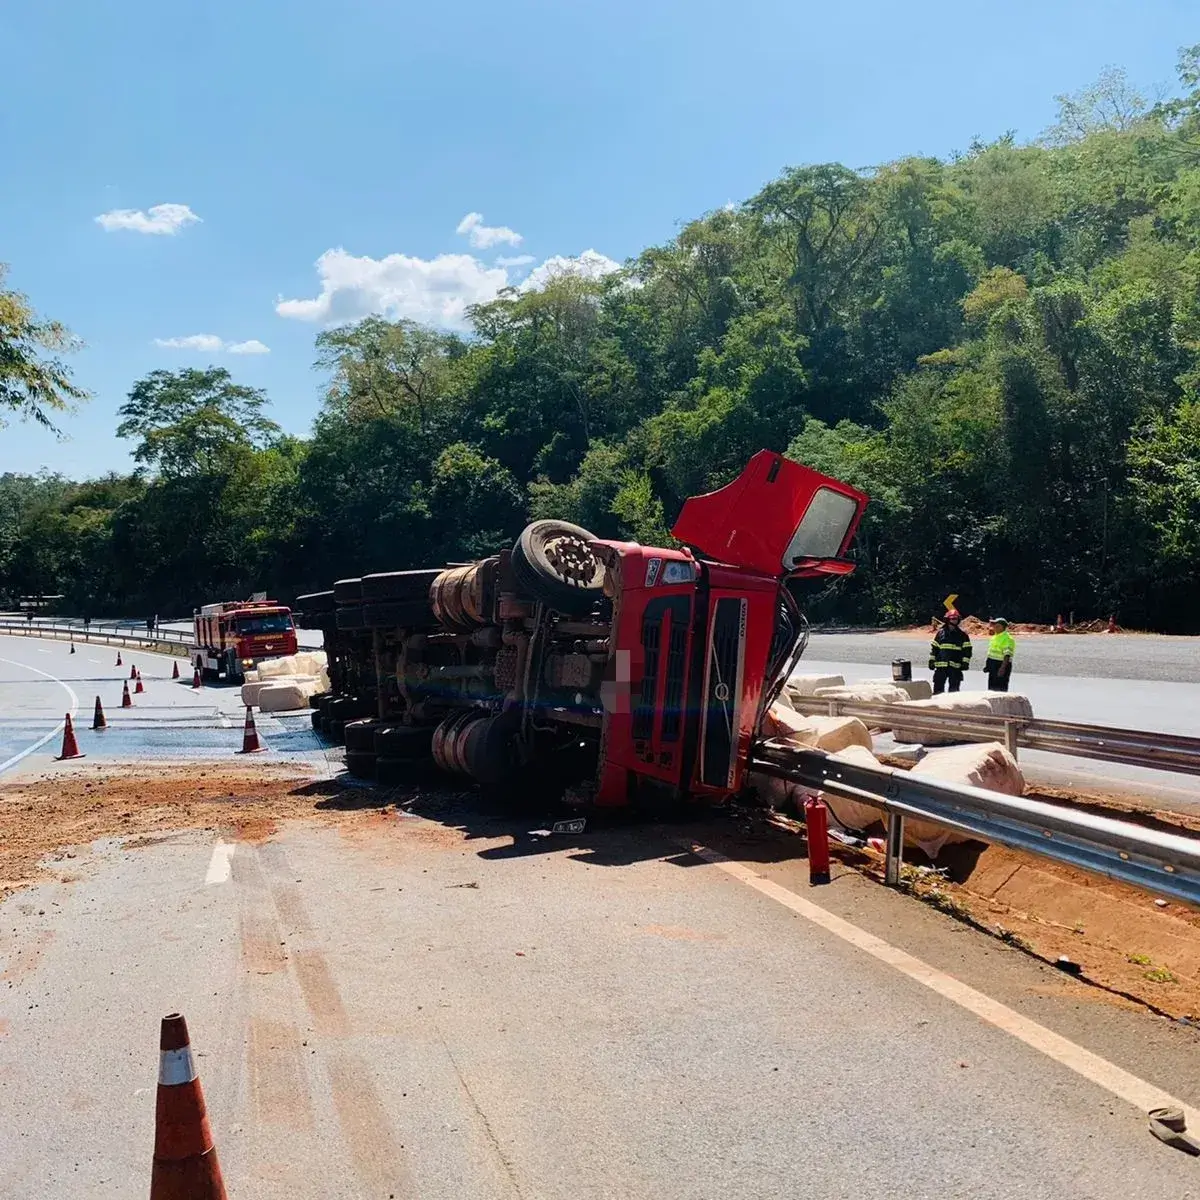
[
  {"left": 1004, "top": 720, "right": 1019, "bottom": 760},
  {"left": 884, "top": 812, "right": 904, "bottom": 887}
]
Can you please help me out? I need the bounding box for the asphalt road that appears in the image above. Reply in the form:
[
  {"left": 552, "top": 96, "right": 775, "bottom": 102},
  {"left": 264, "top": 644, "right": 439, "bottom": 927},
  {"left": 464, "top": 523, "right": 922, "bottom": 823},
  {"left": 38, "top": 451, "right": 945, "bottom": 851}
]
[
  {"left": 0, "top": 634, "right": 333, "bottom": 778},
  {"left": 808, "top": 630, "right": 1200, "bottom": 684},
  {"left": 2, "top": 813, "right": 1198, "bottom": 1199}
]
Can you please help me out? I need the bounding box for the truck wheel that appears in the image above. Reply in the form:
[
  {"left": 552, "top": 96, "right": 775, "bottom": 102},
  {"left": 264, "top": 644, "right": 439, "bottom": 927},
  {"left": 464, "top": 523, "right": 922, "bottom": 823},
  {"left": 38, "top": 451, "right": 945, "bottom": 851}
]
[
  {"left": 344, "top": 719, "right": 380, "bottom": 753},
  {"left": 374, "top": 724, "right": 434, "bottom": 760},
  {"left": 344, "top": 750, "right": 377, "bottom": 780},
  {"left": 361, "top": 569, "right": 441, "bottom": 604},
  {"left": 511, "top": 520, "right": 606, "bottom": 615},
  {"left": 362, "top": 600, "right": 433, "bottom": 630},
  {"left": 310, "top": 709, "right": 326, "bottom": 733},
  {"left": 335, "top": 605, "right": 364, "bottom": 630}
]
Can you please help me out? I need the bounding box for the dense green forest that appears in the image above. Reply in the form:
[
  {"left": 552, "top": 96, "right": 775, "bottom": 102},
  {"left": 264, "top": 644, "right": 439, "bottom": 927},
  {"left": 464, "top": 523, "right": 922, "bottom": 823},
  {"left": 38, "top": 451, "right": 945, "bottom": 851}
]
[{"left": 5, "top": 53, "right": 1200, "bottom": 630}]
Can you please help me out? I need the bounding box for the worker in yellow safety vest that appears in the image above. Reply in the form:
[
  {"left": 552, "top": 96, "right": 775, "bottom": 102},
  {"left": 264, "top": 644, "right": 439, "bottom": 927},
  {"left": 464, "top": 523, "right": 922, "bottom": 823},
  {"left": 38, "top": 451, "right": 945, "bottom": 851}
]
[{"left": 983, "top": 617, "right": 1016, "bottom": 692}]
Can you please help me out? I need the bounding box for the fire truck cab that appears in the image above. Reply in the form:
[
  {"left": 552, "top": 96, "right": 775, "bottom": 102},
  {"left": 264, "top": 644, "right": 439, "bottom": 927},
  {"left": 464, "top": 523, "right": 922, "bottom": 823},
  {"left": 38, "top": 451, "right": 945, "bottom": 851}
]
[{"left": 190, "top": 598, "right": 298, "bottom": 683}]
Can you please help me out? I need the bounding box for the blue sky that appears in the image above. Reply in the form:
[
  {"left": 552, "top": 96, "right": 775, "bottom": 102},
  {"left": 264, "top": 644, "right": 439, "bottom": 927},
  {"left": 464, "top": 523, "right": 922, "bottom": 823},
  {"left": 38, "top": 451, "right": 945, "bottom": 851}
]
[{"left": 4, "top": 0, "right": 1196, "bottom": 478}]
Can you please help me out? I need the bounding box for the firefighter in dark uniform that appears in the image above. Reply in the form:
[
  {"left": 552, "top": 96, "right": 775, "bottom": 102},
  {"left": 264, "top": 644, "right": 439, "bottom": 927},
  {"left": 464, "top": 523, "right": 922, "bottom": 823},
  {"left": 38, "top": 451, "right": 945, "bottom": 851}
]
[{"left": 928, "top": 608, "right": 972, "bottom": 694}]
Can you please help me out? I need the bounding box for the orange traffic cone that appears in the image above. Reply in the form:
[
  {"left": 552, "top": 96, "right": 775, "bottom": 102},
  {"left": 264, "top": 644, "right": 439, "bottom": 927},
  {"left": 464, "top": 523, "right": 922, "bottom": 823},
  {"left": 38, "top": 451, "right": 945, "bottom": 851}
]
[
  {"left": 1107, "top": 614, "right": 1119, "bottom": 633},
  {"left": 238, "top": 706, "right": 265, "bottom": 753},
  {"left": 92, "top": 696, "right": 107, "bottom": 730},
  {"left": 150, "top": 1013, "right": 227, "bottom": 1200},
  {"left": 131, "top": 663, "right": 138, "bottom": 680},
  {"left": 70, "top": 642, "right": 76, "bottom": 654},
  {"left": 192, "top": 666, "right": 202, "bottom": 689},
  {"left": 116, "top": 651, "right": 123, "bottom": 667},
  {"left": 122, "top": 680, "right": 133, "bottom": 708},
  {"left": 135, "top": 672, "right": 145, "bottom": 695},
  {"left": 172, "top": 661, "right": 180, "bottom": 680},
  {"left": 55, "top": 713, "right": 85, "bottom": 760},
  {"left": 1054, "top": 613, "right": 1066, "bottom": 633}
]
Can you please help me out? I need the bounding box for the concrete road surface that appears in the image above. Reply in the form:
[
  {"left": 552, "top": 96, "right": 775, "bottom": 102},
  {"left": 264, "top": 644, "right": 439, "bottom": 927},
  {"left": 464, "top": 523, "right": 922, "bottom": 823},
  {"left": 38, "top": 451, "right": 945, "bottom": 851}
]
[{"left": 2, "top": 810, "right": 1198, "bottom": 1200}]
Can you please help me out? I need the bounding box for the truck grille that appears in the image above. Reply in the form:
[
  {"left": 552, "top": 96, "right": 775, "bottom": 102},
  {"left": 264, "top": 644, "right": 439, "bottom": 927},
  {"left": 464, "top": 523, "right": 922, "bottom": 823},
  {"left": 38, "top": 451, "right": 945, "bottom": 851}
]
[
  {"left": 660, "top": 620, "right": 688, "bottom": 743},
  {"left": 632, "top": 620, "right": 661, "bottom": 742},
  {"left": 700, "top": 597, "right": 746, "bottom": 788}
]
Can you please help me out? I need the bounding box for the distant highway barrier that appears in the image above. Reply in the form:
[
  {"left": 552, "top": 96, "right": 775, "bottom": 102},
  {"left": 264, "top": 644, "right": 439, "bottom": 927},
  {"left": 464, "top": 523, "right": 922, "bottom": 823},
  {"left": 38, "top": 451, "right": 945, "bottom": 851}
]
[{"left": 0, "top": 618, "right": 189, "bottom": 658}]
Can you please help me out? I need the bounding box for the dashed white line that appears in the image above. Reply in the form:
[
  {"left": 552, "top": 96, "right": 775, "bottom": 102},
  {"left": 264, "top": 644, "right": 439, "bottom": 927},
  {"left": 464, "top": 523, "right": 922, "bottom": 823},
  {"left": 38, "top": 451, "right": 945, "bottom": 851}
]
[
  {"left": 0, "top": 654, "right": 81, "bottom": 774},
  {"left": 204, "top": 841, "right": 235, "bottom": 885},
  {"left": 685, "top": 840, "right": 1200, "bottom": 1129}
]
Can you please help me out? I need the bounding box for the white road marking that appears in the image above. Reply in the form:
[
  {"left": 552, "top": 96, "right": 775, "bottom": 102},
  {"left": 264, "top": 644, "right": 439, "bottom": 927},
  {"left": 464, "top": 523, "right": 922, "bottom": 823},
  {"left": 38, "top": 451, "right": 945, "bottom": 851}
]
[
  {"left": 0, "top": 654, "right": 81, "bottom": 774},
  {"left": 87, "top": 658, "right": 101, "bottom": 664},
  {"left": 686, "top": 841, "right": 1200, "bottom": 1127},
  {"left": 36, "top": 648, "right": 50, "bottom": 654},
  {"left": 204, "top": 841, "right": 235, "bottom": 885}
]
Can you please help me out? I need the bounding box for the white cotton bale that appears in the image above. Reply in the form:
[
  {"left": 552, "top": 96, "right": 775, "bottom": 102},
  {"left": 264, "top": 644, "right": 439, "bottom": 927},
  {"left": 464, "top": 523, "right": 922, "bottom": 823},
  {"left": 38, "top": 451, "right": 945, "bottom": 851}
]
[
  {"left": 256, "top": 676, "right": 321, "bottom": 712},
  {"left": 906, "top": 742, "right": 1025, "bottom": 858},
  {"left": 256, "top": 656, "right": 299, "bottom": 679},
  {"left": 820, "top": 745, "right": 887, "bottom": 834},
  {"left": 241, "top": 680, "right": 268, "bottom": 707},
  {"left": 760, "top": 705, "right": 873, "bottom": 753},
  {"left": 860, "top": 678, "right": 932, "bottom": 701},
  {"left": 786, "top": 673, "right": 845, "bottom": 698},
  {"left": 813, "top": 683, "right": 911, "bottom": 705},
  {"left": 889, "top": 691, "right": 1033, "bottom": 746}
]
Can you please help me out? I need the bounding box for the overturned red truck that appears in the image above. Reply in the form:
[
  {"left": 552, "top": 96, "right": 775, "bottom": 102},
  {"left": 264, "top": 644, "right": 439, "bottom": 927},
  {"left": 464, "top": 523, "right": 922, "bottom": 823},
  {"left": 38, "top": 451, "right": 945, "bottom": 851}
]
[{"left": 295, "top": 451, "right": 867, "bottom": 807}]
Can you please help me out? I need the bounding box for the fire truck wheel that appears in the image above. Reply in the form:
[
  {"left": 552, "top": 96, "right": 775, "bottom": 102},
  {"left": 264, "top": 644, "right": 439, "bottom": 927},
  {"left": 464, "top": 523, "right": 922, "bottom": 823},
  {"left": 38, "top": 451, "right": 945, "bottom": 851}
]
[
  {"left": 511, "top": 520, "right": 606, "bottom": 615},
  {"left": 344, "top": 718, "right": 380, "bottom": 752},
  {"left": 344, "top": 749, "right": 377, "bottom": 780}
]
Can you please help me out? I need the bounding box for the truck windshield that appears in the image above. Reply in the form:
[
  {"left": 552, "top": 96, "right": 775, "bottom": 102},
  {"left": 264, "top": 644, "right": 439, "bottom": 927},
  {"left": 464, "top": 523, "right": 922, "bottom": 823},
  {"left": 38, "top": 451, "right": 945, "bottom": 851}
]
[{"left": 235, "top": 613, "right": 292, "bottom": 635}]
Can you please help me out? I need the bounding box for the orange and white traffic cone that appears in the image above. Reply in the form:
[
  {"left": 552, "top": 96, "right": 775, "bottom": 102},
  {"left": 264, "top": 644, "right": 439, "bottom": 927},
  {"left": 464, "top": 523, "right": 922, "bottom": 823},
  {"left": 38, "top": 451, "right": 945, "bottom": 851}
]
[
  {"left": 150, "top": 1013, "right": 228, "bottom": 1200},
  {"left": 93, "top": 696, "right": 107, "bottom": 730},
  {"left": 238, "top": 706, "right": 265, "bottom": 753},
  {"left": 1055, "top": 613, "right": 1066, "bottom": 633},
  {"left": 1107, "top": 614, "right": 1119, "bottom": 633},
  {"left": 116, "top": 651, "right": 123, "bottom": 667},
  {"left": 55, "top": 713, "right": 85, "bottom": 760},
  {"left": 70, "top": 642, "right": 76, "bottom": 654},
  {"left": 172, "top": 661, "right": 180, "bottom": 680},
  {"left": 135, "top": 670, "right": 145, "bottom": 695},
  {"left": 192, "top": 667, "right": 202, "bottom": 689},
  {"left": 131, "top": 663, "right": 138, "bottom": 681},
  {"left": 122, "top": 680, "right": 133, "bottom": 708}
]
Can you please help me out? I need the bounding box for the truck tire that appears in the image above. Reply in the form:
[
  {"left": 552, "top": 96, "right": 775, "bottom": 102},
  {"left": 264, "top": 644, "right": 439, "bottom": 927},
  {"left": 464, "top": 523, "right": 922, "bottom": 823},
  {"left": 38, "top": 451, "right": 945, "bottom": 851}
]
[
  {"left": 362, "top": 600, "right": 433, "bottom": 630},
  {"left": 374, "top": 724, "right": 434, "bottom": 760},
  {"left": 311, "top": 708, "right": 326, "bottom": 733},
  {"left": 328, "top": 719, "right": 346, "bottom": 745},
  {"left": 333, "top": 577, "right": 363, "bottom": 605},
  {"left": 344, "top": 718, "right": 380, "bottom": 753},
  {"left": 344, "top": 750, "right": 377, "bottom": 780},
  {"left": 328, "top": 696, "right": 371, "bottom": 722},
  {"left": 510, "top": 520, "right": 606, "bottom": 615},
  {"left": 361, "top": 569, "right": 441, "bottom": 603},
  {"left": 295, "top": 590, "right": 335, "bottom": 614},
  {"left": 336, "top": 605, "right": 364, "bottom": 630}
]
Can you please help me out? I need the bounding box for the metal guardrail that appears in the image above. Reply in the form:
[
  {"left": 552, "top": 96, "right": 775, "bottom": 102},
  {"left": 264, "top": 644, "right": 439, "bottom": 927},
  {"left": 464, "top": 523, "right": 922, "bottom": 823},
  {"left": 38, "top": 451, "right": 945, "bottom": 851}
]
[
  {"left": 753, "top": 740, "right": 1200, "bottom": 907},
  {"left": 0, "top": 619, "right": 190, "bottom": 657},
  {"left": 792, "top": 696, "right": 1200, "bottom": 779}
]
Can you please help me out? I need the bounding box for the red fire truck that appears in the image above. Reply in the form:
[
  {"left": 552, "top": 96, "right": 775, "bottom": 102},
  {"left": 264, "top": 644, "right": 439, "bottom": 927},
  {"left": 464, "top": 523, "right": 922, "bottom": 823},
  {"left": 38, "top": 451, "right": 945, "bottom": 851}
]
[
  {"left": 189, "top": 597, "right": 299, "bottom": 683},
  {"left": 295, "top": 450, "right": 867, "bottom": 808}
]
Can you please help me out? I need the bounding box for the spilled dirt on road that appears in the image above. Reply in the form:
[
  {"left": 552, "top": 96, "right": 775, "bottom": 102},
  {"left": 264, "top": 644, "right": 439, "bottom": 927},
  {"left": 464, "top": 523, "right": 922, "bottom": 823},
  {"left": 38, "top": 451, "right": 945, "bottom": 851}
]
[{"left": 0, "top": 762, "right": 433, "bottom": 900}]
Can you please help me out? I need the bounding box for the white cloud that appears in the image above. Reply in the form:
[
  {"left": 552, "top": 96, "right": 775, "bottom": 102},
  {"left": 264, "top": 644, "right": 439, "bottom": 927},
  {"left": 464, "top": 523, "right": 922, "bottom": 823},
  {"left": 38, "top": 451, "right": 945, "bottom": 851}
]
[
  {"left": 96, "top": 203, "right": 201, "bottom": 235},
  {"left": 520, "top": 249, "right": 622, "bottom": 292},
  {"left": 495, "top": 254, "right": 536, "bottom": 267},
  {"left": 154, "top": 334, "right": 270, "bottom": 355},
  {"left": 276, "top": 248, "right": 509, "bottom": 327},
  {"left": 455, "top": 211, "right": 522, "bottom": 249}
]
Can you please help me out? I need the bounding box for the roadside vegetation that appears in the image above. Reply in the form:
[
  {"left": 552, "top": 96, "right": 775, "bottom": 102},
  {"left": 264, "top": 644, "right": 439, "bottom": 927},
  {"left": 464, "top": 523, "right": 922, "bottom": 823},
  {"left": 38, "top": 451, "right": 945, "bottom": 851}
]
[{"left": 5, "top": 51, "right": 1200, "bottom": 631}]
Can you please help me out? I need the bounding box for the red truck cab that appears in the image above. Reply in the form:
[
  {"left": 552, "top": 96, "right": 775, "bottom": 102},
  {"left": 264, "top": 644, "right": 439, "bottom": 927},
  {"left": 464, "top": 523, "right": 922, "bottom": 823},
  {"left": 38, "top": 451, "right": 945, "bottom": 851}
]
[{"left": 190, "top": 599, "right": 298, "bottom": 683}]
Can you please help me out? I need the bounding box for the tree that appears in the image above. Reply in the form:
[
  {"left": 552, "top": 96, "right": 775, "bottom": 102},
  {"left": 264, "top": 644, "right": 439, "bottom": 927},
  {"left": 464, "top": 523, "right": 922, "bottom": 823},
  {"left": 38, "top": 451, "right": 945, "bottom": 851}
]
[
  {"left": 0, "top": 265, "right": 89, "bottom": 430},
  {"left": 117, "top": 368, "right": 280, "bottom": 477}
]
